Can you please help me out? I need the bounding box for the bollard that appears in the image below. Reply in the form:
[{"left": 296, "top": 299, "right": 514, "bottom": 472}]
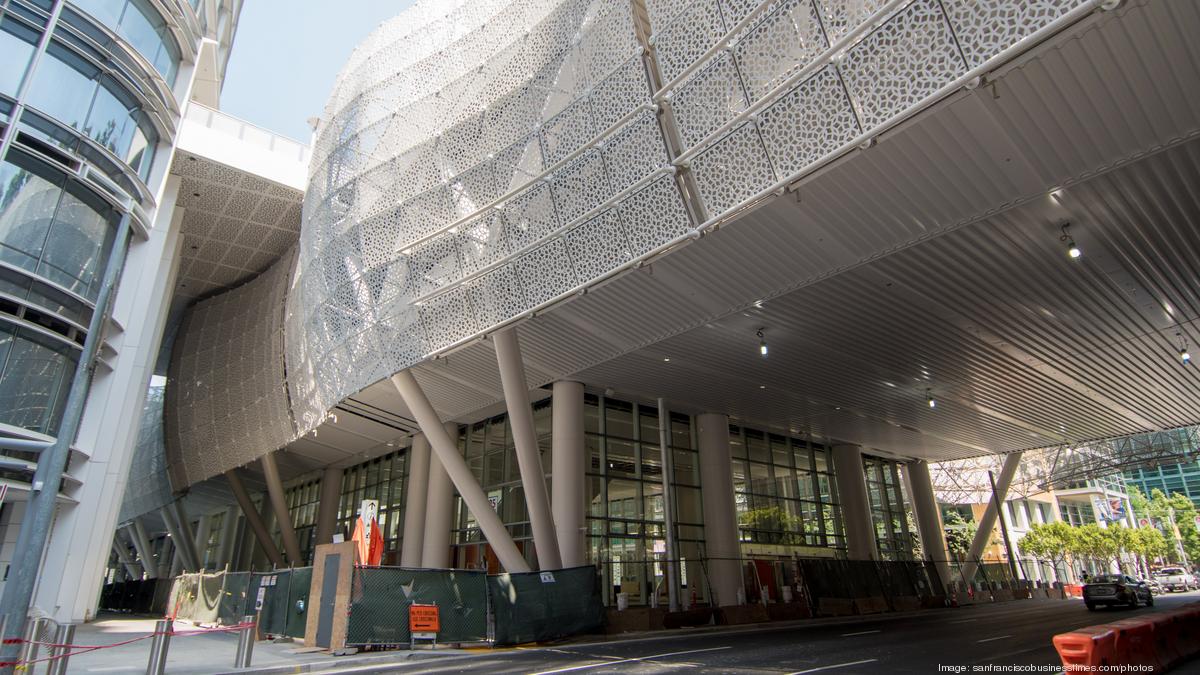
[
  {"left": 234, "top": 615, "right": 256, "bottom": 668},
  {"left": 146, "top": 619, "right": 173, "bottom": 675},
  {"left": 616, "top": 592, "right": 629, "bottom": 611},
  {"left": 19, "top": 617, "right": 47, "bottom": 670},
  {"left": 45, "top": 623, "right": 76, "bottom": 675}
]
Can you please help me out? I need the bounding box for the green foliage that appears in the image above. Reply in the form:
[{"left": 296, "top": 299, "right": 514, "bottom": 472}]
[
  {"left": 1130, "top": 486, "right": 1200, "bottom": 563},
  {"left": 943, "top": 510, "right": 977, "bottom": 560},
  {"left": 1018, "top": 522, "right": 1076, "bottom": 567},
  {"left": 1130, "top": 526, "right": 1169, "bottom": 560},
  {"left": 738, "top": 505, "right": 803, "bottom": 545}
]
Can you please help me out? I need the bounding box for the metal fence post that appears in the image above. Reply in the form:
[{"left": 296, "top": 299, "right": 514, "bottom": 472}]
[
  {"left": 45, "top": 623, "right": 75, "bottom": 675},
  {"left": 146, "top": 618, "right": 172, "bottom": 675},
  {"left": 234, "top": 615, "right": 255, "bottom": 668},
  {"left": 18, "top": 617, "right": 46, "bottom": 670}
]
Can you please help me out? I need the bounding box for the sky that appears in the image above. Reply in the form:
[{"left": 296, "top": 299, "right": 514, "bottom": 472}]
[{"left": 219, "top": 1, "right": 416, "bottom": 142}]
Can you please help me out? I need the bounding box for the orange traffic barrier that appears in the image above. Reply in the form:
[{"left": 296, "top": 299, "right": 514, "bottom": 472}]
[
  {"left": 1104, "top": 618, "right": 1161, "bottom": 672},
  {"left": 1145, "top": 612, "right": 1184, "bottom": 669},
  {"left": 1052, "top": 625, "right": 1116, "bottom": 670}
]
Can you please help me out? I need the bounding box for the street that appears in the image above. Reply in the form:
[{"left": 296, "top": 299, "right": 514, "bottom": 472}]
[{"left": 311, "top": 591, "right": 1200, "bottom": 674}]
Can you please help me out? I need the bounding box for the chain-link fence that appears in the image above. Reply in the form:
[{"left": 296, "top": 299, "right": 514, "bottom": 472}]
[
  {"left": 346, "top": 567, "right": 488, "bottom": 646},
  {"left": 488, "top": 565, "right": 604, "bottom": 646},
  {"left": 168, "top": 569, "right": 310, "bottom": 638}
]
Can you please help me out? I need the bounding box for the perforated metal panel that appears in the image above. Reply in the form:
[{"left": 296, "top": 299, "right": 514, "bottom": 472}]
[{"left": 166, "top": 252, "right": 297, "bottom": 487}]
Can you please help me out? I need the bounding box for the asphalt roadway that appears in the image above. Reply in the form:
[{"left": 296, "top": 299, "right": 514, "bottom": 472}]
[{"left": 312, "top": 590, "right": 1200, "bottom": 674}]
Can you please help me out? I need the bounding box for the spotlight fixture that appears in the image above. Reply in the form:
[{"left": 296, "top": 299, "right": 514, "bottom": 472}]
[
  {"left": 926, "top": 389, "right": 936, "bottom": 408},
  {"left": 1060, "top": 223, "right": 1081, "bottom": 259},
  {"left": 1180, "top": 333, "right": 1192, "bottom": 365},
  {"left": 757, "top": 329, "right": 768, "bottom": 357}
]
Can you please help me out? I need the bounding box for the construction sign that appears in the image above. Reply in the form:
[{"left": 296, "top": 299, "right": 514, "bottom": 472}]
[{"left": 410, "top": 603, "right": 440, "bottom": 636}]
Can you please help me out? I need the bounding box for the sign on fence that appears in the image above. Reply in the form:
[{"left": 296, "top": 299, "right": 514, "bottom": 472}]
[{"left": 409, "top": 603, "right": 439, "bottom": 641}]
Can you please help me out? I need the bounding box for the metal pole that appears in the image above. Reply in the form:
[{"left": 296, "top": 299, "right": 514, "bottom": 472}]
[
  {"left": 17, "top": 618, "right": 45, "bottom": 671},
  {"left": 0, "top": 212, "right": 133, "bottom": 673},
  {"left": 146, "top": 619, "right": 172, "bottom": 675},
  {"left": 989, "top": 471, "right": 1020, "bottom": 582},
  {"left": 234, "top": 615, "right": 256, "bottom": 668},
  {"left": 44, "top": 623, "right": 75, "bottom": 675},
  {"left": 657, "top": 398, "right": 679, "bottom": 612}
]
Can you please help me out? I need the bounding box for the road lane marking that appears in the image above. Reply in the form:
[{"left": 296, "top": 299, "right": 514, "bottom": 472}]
[
  {"left": 840, "top": 629, "right": 881, "bottom": 637},
  {"left": 949, "top": 618, "right": 977, "bottom": 624},
  {"left": 786, "top": 658, "right": 880, "bottom": 674},
  {"left": 528, "top": 646, "right": 732, "bottom": 674},
  {"left": 977, "top": 635, "right": 1013, "bottom": 643}
]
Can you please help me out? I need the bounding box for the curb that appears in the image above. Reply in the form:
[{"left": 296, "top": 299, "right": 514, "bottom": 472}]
[{"left": 211, "top": 649, "right": 478, "bottom": 675}]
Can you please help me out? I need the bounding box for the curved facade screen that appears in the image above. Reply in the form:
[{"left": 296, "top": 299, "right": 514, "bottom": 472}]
[{"left": 282, "top": 0, "right": 1091, "bottom": 436}]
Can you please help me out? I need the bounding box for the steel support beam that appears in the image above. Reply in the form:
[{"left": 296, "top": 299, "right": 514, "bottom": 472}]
[
  {"left": 961, "top": 451, "right": 1023, "bottom": 584},
  {"left": 261, "top": 451, "right": 303, "bottom": 565},
  {"left": 392, "top": 370, "right": 530, "bottom": 573}
]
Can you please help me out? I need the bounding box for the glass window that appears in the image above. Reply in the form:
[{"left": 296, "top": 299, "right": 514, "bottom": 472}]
[
  {"left": 0, "top": 323, "right": 78, "bottom": 435},
  {"left": 0, "top": 156, "right": 60, "bottom": 274},
  {"left": 84, "top": 76, "right": 136, "bottom": 156},
  {"left": 72, "top": 0, "right": 181, "bottom": 84},
  {"left": 26, "top": 44, "right": 100, "bottom": 131},
  {"left": 0, "top": 18, "right": 38, "bottom": 97},
  {"left": 39, "top": 173, "right": 116, "bottom": 298},
  {"left": 72, "top": 0, "right": 126, "bottom": 28}
]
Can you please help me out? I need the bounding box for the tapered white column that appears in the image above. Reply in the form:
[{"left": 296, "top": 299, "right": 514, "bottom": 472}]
[
  {"left": 696, "top": 414, "right": 742, "bottom": 606},
  {"left": 261, "top": 451, "right": 303, "bottom": 565},
  {"left": 961, "top": 451, "right": 1023, "bottom": 584},
  {"left": 128, "top": 519, "right": 158, "bottom": 579},
  {"left": 314, "top": 466, "right": 343, "bottom": 548},
  {"left": 907, "top": 459, "right": 951, "bottom": 587},
  {"left": 832, "top": 444, "right": 878, "bottom": 560},
  {"left": 551, "top": 381, "right": 586, "bottom": 568},
  {"left": 493, "top": 328, "right": 561, "bottom": 570},
  {"left": 401, "top": 434, "right": 431, "bottom": 567},
  {"left": 393, "top": 370, "right": 530, "bottom": 572},
  {"left": 225, "top": 469, "right": 285, "bottom": 568},
  {"left": 192, "top": 514, "right": 212, "bottom": 570},
  {"left": 422, "top": 439, "right": 454, "bottom": 569},
  {"left": 215, "top": 507, "right": 238, "bottom": 569},
  {"left": 112, "top": 538, "right": 141, "bottom": 580}
]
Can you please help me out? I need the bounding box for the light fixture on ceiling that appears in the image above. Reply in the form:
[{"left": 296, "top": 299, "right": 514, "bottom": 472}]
[
  {"left": 1179, "top": 332, "right": 1192, "bottom": 365},
  {"left": 1060, "top": 223, "right": 1081, "bottom": 259},
  {"left": 926, "top": 389, "right": 936, "bottom": 408},
  {"left": 663, "top": 357, "right": 671, "bottom": 362},
  {"left": 757, "top": 329, "right": 768, "bottom": 357}
]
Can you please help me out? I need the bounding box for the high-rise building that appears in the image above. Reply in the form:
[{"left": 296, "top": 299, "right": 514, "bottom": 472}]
[
  {"left": 2, "top": 0, "right": 1200, "bottom": 629},
  {"left": 0, "top": 0, "right": 246, "bottom": 623}
]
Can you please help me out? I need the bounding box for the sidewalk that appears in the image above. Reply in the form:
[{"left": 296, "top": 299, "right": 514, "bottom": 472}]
[{"left": 59, "top": 615, "right": 467, "bottom": 675}]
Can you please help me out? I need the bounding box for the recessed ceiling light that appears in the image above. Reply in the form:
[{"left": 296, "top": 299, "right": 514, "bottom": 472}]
[
  {"left": 663, "top": 357, "right": 670, "bottom": 362},
  {"left": 759, "top": 385, "right": 766, "bottom": 389}
]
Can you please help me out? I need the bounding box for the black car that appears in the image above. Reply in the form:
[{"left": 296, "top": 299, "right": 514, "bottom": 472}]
[{"left": 1083, "top": 574, "right": 1154, "bottom": 610}]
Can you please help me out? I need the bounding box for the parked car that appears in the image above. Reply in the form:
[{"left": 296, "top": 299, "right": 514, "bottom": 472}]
[
  {"left": 1083, "top": 574, "right": 1154, "bottom": 610},
  {"left": 1147, "top": 578, "right": 1164, "bottom": 594},
  {"left": 1153, "top": 567, "right": 1196, "bottom": 592}
]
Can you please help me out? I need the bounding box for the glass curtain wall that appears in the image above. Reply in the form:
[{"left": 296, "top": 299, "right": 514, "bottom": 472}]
[
  {"left": 731, "top": 425, "right": 846, "bottom": 556},
  {"left": 863, "top": 456, "right": 913, "bottom": 560},
  {"left": 280, "top": 449, "right": 409, "bottom": 565},
  {"left": 0, "top": 0, "right": 182, "bottom": 443}
]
